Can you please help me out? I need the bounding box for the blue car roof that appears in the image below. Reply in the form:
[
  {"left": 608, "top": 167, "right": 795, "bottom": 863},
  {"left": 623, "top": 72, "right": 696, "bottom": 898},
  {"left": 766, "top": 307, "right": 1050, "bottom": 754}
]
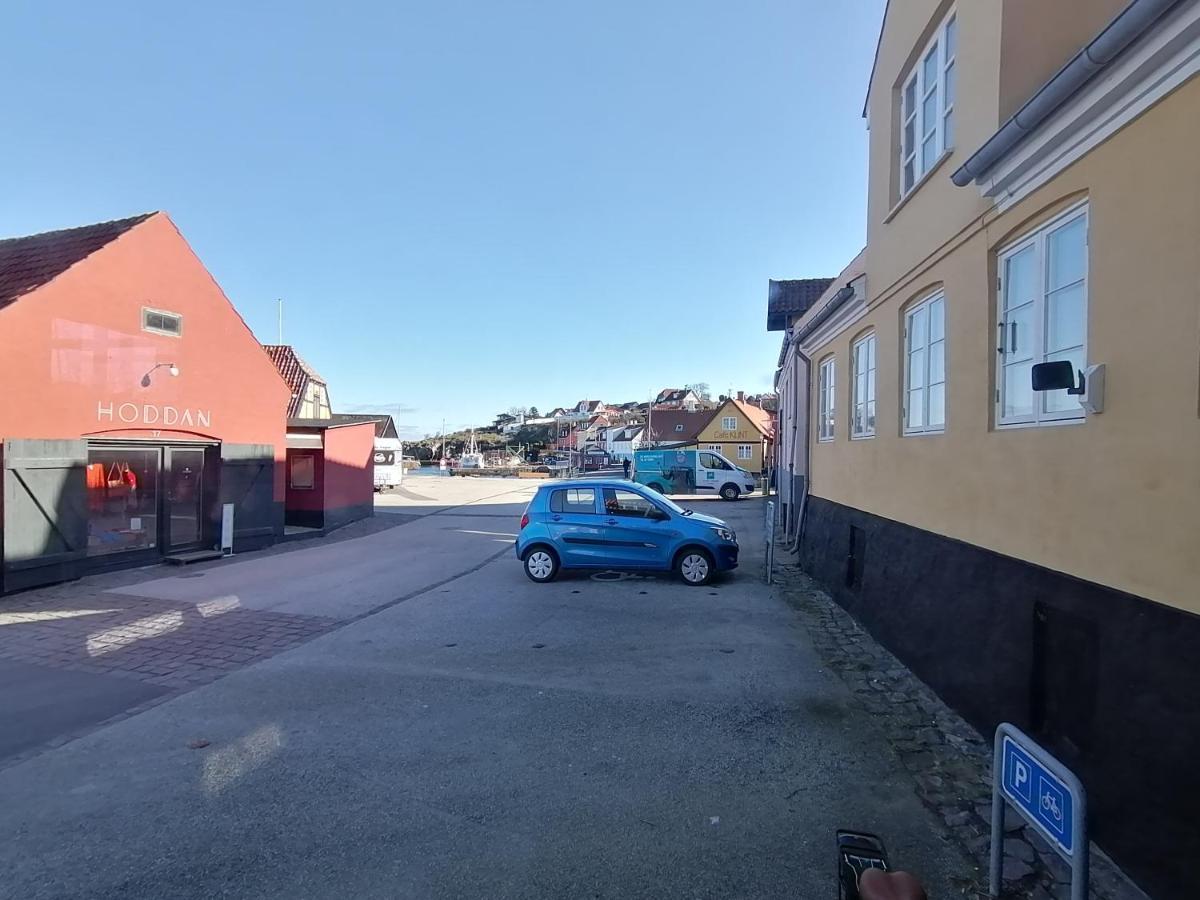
[{"left": 538, "top": 478, "right": 638, "bottom": 490}]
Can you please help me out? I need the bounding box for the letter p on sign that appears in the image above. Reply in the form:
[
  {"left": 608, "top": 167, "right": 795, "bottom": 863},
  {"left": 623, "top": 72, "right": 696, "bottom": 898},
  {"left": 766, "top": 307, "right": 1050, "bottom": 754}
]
[{"left": 1013, "top": 759, "right": 1031, "bottom": 801}]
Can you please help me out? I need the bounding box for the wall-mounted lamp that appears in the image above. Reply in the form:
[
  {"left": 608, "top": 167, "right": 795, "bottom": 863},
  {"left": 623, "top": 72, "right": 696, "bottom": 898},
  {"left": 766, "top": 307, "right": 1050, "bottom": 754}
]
[{"left": 141, "top": 362, "right": 180, "bottom": 387}]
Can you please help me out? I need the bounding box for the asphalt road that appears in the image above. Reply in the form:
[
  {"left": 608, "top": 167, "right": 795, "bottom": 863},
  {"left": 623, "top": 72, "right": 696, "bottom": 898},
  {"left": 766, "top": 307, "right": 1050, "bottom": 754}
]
[{"left": 0, "top": 480, "right": 971, "bottom": 898}]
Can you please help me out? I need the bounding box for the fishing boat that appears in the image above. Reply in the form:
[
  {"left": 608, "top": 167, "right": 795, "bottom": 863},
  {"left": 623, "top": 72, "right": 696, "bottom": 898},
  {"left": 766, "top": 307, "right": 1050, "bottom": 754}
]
[{"left": 459, "top": 429, "right": 485, "bottom": 469}]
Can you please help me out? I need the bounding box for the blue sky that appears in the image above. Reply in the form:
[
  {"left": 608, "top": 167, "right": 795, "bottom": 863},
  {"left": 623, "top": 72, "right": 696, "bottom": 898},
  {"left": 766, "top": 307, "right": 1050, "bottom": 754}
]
[{"left": 4, "top": 1, "right": 883, "bottom": 437}]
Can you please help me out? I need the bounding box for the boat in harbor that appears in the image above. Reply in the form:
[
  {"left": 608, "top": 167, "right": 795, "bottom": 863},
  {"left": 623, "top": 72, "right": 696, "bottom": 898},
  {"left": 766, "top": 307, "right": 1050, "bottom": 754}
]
[{"left": 459, "top": 429, "right": 485, "bottom": 469}]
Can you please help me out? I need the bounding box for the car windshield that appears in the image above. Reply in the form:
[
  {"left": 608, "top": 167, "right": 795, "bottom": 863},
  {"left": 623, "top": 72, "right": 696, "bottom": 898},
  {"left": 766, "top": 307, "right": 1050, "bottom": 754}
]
[{"left": 652, "top": 493, "right": 687, "bottom": 515}]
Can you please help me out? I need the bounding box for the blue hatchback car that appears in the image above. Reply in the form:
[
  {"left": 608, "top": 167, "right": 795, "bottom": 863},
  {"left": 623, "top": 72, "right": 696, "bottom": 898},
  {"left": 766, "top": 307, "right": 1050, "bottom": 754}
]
[{"left": 516, "top": 479, "right": 738, "bottom": 586}]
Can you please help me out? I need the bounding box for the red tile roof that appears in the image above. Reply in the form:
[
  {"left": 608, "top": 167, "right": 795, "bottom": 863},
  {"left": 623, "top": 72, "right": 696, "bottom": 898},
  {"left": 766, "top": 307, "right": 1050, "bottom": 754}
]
[
  {"left": 645, "top": 410, "right": 709, "bottom": 443},
  {"left": 262, "top": 344, "right": 327, "bottom": 418},
  {"left": 0, "top": 213, "right": 156, "bottom": 311}
]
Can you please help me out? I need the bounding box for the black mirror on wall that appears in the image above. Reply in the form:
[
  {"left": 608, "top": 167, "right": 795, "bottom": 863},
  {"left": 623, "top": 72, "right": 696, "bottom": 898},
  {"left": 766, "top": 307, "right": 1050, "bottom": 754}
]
[{"left": 1031, "top": 360, "right": 1084, "bottom": 395}]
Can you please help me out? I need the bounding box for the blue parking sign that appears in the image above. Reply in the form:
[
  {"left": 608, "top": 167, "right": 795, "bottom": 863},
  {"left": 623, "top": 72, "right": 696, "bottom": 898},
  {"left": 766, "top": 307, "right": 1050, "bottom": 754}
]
[
  {"left": 1001, "top": 737, "right": 1073, "bottom": 854},
  {"left": 990, "top": 723, "right": 1088, "bottom": 900}
]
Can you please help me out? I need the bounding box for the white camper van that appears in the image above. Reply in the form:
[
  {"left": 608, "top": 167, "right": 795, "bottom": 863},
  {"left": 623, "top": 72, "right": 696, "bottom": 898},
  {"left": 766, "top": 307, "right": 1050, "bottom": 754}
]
[{"left": 373, "top": 437, "right": 405, "bottom": 492}]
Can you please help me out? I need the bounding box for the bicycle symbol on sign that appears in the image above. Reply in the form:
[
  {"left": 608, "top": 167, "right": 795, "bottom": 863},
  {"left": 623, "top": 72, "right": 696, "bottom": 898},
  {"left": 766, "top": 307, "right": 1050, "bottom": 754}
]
[{"left": 1041, "top": 790, "right": 1063, "bottom": 822}]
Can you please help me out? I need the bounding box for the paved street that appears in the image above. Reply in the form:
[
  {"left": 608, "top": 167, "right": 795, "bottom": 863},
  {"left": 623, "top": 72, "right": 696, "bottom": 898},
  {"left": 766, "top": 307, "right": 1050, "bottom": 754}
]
[{"left": 0, "top": 477, "right": 973, "bottom": 898}]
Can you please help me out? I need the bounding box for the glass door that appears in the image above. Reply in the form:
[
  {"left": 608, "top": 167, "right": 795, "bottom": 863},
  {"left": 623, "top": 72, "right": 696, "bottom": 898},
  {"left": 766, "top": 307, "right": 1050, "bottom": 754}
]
[{"left": 166, "top": 447, "right": 206, "bottom": 550}]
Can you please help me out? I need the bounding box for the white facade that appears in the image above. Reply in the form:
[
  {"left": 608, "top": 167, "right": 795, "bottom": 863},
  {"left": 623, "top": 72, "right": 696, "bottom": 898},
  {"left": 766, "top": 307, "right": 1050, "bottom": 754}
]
[{"left": 607, "top": 425, "right": 646, "bottom": 461}]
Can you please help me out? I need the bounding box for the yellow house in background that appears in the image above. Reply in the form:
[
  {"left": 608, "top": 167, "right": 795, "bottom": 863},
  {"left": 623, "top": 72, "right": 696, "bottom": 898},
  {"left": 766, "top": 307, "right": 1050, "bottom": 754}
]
[
  {"left": 769, "top": 1, "right": 1200, "bottom": 896},
  {"left": 695, "top": 395, "right": 774, "bottom": 474}
]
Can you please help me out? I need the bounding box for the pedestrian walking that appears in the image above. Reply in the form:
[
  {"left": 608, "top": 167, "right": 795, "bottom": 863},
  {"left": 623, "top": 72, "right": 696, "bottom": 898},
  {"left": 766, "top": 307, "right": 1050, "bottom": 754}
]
[{"left": 622, "top": 458, "right": 631, "bottom": 480}]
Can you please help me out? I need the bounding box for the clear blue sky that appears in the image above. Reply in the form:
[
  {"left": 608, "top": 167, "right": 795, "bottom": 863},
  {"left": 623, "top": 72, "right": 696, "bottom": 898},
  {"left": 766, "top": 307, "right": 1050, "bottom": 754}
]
[{"left": 4, "top": 0, "right": 882, "bottom": 438}]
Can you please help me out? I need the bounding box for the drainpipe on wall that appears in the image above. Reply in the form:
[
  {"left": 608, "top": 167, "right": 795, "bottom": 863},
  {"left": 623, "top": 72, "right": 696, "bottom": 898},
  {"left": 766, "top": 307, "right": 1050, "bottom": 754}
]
[{"left": 790, "top": 347, "right": 812, "bottom": 556}]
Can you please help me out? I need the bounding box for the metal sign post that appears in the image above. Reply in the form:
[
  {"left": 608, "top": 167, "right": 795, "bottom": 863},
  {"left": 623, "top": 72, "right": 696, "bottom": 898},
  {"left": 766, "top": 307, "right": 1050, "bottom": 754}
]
[{"left": 990, "top": 723, "right": 1088, "bottom": 900}]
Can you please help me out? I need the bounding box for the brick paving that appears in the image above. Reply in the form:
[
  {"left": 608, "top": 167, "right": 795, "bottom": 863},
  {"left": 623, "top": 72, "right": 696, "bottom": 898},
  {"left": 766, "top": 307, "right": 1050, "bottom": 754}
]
[
  {"left": 0, "top": 589, "right": 335, "bottom": 692},
  {"left": 772, "top": 557, "right": 1147, "bottom": 900}
]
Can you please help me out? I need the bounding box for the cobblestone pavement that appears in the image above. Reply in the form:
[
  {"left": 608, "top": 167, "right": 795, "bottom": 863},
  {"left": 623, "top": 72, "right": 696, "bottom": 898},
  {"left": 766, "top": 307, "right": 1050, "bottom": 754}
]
[
  {"left": 773, "top": 556, "right": 1148, "bottom": 900},
  {"left": 0, "top": 590, "right": 334, "bottom": 692}
]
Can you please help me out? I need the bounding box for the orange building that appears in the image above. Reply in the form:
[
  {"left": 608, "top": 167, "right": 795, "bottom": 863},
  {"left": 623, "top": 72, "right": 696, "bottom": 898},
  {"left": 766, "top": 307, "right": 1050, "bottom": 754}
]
[{"left": 0, "top": 212, "right": 372, "bottom": 591}]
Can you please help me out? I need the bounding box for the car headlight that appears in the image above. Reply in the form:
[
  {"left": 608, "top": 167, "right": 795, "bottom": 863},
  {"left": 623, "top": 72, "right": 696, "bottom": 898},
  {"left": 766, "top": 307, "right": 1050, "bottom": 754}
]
[{"left": 712, "top": 526, "right": 736, "bottom": 542}]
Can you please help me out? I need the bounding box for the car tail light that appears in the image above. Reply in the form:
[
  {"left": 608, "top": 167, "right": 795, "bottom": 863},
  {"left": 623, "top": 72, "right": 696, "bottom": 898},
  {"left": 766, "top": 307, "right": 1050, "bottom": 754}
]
[{"left": 520, "top": 512, "right": 529, "bottom": 529}]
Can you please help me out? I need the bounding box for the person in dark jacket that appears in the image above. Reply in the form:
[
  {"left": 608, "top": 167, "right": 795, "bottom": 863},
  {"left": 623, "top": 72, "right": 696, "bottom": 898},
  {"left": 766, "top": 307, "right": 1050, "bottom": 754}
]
[{"left": 622, "top": 458, "right": 631, "bottom": 480}]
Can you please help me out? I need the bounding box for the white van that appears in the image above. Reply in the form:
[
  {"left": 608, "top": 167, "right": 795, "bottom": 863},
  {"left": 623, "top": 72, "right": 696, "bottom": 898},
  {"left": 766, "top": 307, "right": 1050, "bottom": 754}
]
[{"left": 373, "top": 438, "right": 405, "bottom": 492}]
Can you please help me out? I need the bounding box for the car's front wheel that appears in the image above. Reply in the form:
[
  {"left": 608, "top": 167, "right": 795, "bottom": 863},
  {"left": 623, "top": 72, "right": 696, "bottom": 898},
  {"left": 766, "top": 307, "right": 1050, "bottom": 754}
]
[
  {"left": 523, "top": 546, "right": 560, "bottom": 583},
  {"left": 676, "top": 548, "right": 715, "bottom": 586},
  {"left": 719, "top": 483, "right": 740, "bottom": 501}
]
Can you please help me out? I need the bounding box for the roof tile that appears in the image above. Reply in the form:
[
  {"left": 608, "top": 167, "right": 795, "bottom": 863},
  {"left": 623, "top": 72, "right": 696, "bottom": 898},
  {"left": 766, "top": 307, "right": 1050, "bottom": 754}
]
[{"left": 0, "top": 213, "right": 156, "bottom": 310}]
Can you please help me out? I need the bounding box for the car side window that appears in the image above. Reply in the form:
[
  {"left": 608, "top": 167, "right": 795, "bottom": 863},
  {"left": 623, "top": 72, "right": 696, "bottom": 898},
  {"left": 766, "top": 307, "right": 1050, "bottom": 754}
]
[
  {"left": 602, "top": 488, "right": 659, "bottom": 518},
  {"left": 550, "top": 488, "right": 596, "bottom": 514},
  {"left": 701, "top": 452, "right": 731, "bottom": 471}
]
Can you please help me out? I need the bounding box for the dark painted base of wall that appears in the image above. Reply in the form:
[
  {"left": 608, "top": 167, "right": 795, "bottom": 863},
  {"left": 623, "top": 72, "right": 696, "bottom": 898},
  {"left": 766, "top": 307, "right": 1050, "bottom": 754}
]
[
  {"left": 799, "top": 496, "right": 1199, "bottom": 900},
  {"left": 324, "top": 501, "right": 373, "bottom": 533}
]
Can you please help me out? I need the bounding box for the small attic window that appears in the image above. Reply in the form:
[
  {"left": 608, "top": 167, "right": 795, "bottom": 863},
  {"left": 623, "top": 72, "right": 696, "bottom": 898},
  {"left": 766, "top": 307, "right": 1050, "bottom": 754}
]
[
  {"left": 675, "top": 424, "right": 684, "bottom": 432},
  {"left": 142, "top": 307, "right": 182, "bottom": 337}
]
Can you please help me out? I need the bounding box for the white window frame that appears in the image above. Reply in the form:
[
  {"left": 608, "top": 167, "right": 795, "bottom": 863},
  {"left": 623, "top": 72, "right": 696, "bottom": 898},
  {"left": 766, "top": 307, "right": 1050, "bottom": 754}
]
[
  {"left": 817, "top": 356, "right": 836, "bottom": 442},
  {"left": 851, "top": 333, "right": 877, "bottom": 439},
  {"left": 902, "top": 292, "right": 946, "bottom": 435},
  {"left": 721, "top": 416, "right": 737, "bottom": 430},
  {"left": 141, "top": 306, "right": 183, "bottom": 337},
  {"left": 737, "top": 444, "right": 754, "bottom": 460},
  {"left": 996, "top": 203, "right": 1089, "bottom": 427},
  {"left": 707, "top": 444, "right": 722, "bottom": 452},
  {"left": 900, "top": 10, "right": 957, "bottom": 197}
]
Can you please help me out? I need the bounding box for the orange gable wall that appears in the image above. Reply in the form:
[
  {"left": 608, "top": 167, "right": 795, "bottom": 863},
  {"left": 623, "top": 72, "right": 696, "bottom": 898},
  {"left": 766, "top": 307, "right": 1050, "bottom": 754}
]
[{"left": 0, "top": 213, "right": 290, "bottom": 500}]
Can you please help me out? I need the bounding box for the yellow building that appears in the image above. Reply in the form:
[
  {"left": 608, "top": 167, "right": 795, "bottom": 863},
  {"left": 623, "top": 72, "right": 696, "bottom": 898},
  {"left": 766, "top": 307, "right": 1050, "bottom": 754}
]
[
  {"left": 695, "top": 395, "right": 774, "bottom": 474},
  {"left": 770, "top": 2, "right": 1200, "bottom": 896}
]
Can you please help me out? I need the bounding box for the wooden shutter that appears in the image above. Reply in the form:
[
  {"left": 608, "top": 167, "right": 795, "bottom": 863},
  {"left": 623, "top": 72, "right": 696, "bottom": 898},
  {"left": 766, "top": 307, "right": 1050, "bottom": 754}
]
[
  {"left": 218, "top": 443, "right": 281, "bottom": 550},
  {"left": 2, "top": 439, "right": 89, "bottom": 592}
]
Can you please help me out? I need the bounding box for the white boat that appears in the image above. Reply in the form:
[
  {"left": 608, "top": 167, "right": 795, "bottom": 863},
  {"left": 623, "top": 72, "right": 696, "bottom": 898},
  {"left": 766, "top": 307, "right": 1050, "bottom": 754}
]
[{"left": 460, "top": 430, "right": 485, "bottom": 469}]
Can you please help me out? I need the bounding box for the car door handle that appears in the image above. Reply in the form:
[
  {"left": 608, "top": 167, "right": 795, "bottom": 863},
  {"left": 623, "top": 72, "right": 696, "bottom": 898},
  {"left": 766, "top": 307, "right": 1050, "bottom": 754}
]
[
  {"left": 605, "top": 518, "right": 618, "bottom": 525},
  {"left": 551, "top": 515, "right": 562, "bottom": 521}
]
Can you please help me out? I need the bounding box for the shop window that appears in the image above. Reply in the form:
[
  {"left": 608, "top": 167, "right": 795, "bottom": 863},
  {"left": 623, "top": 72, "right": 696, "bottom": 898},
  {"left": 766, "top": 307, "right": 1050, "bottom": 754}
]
[
  {"left": 289, "top": 454, "right": 316, "bottom": 489},
  {"left": 142, "top": 307, "right": 183, "bottom": 337},
  {"left": 86, "top": 447, "right": 159, "bottom": 556}
]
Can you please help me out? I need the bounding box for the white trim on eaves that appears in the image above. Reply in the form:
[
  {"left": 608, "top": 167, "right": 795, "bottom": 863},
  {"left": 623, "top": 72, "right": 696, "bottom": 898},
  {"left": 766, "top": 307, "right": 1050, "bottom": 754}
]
[
  {"left": 979, "top": 0, "right": 1200, "bottom": 211},
  {"left": 798, "top": 275, "right": 869, "bottom": 357}
]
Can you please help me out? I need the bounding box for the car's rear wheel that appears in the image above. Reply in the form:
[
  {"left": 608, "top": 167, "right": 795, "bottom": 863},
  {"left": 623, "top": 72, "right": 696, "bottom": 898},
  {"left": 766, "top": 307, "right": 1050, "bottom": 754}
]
[
  {"left": 719, "top": 483, "right": 740, "bottom": 501},
  {"left": 523, "top": 546, "right": 559, "bottom": 583},
  {"left": 676, "top": 548, "right": 715, "bottom": 586},
  {"left": 649, "top": 482, "right": 666, "bottom": 494}
]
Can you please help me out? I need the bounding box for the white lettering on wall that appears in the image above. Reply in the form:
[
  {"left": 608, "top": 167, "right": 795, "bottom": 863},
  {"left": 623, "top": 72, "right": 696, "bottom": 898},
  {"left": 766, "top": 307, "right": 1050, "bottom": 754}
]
[{"left": 93, "top": 401, "right": 213, "bottom": 430}]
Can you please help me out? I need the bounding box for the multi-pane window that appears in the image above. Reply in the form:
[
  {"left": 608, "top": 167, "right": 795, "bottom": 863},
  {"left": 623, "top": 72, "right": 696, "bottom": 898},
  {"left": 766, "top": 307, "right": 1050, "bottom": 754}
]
[
  {"left": 851, "top": 333, "right": 877, "bottom": 438},
  {"left": 901, "top": 12, "right": 957, "bottom": 196},
  {"left": 737, "top": 445, "right": 754, "bottom": 460},
  {"left": 707, "top": 444, "right": 722, "bottom": 452},
  {"left": 721, "top": 416, "right": 737, "bottom": 430},
  {"left": 142, "top": 307, "right": 183, "bottom": 336},
  {"left": 997, "top": 204, "right": 1088, "bottom": 426},
  {"left": 903, "top": 293, "right": 946, "bottom": 434},
  {"left": 817, "top": 356, "right": 836, "bottom": 442}
]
